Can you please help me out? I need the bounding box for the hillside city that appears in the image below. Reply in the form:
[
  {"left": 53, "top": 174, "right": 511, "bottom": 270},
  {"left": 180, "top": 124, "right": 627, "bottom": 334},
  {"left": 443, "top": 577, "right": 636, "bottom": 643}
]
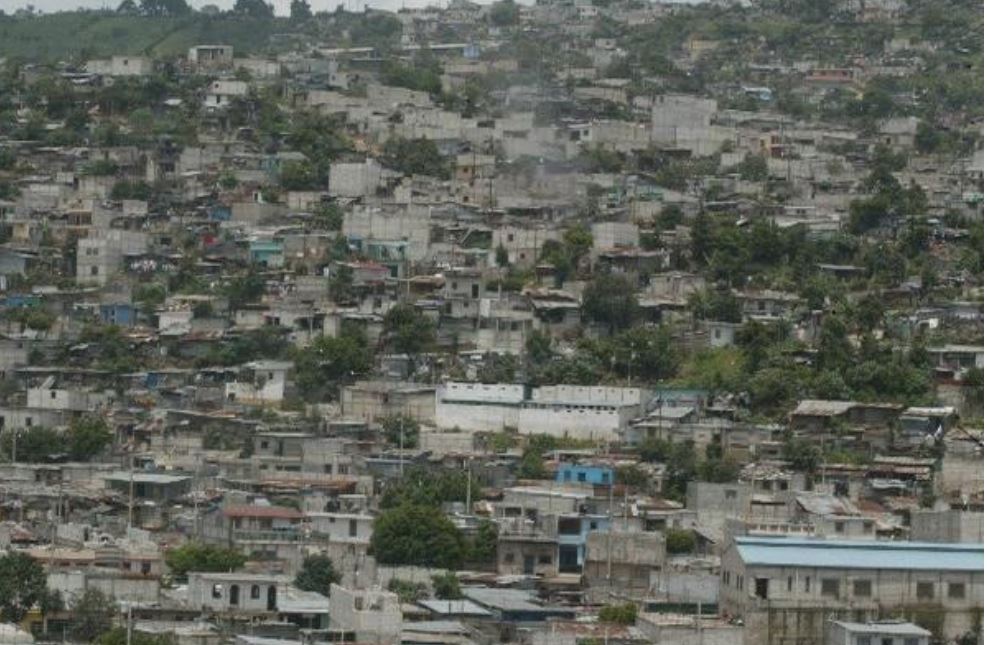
[{"left": 0, "top": 0, "right": 982, "bottom": 644}]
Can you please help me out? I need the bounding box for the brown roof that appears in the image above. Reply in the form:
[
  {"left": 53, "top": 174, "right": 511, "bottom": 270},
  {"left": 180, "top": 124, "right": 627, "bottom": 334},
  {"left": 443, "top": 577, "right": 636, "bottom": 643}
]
[{"left": 223, "top": 505, "right": 304, "bottom": 520}]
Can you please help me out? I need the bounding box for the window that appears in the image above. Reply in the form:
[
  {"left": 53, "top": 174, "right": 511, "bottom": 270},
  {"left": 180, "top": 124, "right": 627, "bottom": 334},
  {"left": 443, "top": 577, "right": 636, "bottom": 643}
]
[
  {"left": 904, "top": 639, "right": 920, "bottom": 645},
  {"left": 853, "top": 580, "right": 872, "bottom": 597},
  {"left": 349, "top": 519, "right": 358, "bottom": 537},
  {"left": 91, "top": 266, "right": 99, "bottom": 276},
  {"left": 538, "top": 555, "right": 552, "bottom": 564},
  {"left": 821, "top": 578, "right": 839, "bottom": 598},
  {"left": 804, "top": 576, "right": 811, "bottom": 592},
  {"left": 25, "top": 417, "right": 32, "bottom": 427},
  {"left": 862, "top": 521, "right": 873, "bottom": 531},
  {"left": 725, "top": 489, "right": 737, "bottom": 500},
  {"left": 338, "top": 465, "right": 349, "bottom": 475},
  {"left": 251, "top": 585, "right": 260, "bottom": 599},
  {"left": 141, "top": 562, "right": 151, "bottom": 575},
  {"left": 916, "top": 582, "right": 934, "bottom": 600},
  {"left": 724, "top": 571, "right": 730, "bottom": 585},
  {"left": 50, "top": 391, "right": 56, "bottom": 399},
  {"left": 577, "top": 472, "right": 586, "bottom": 482},
  {"left": 736, "top": 575, "right": 743, "bottom": 590},
  {"left": 503, "top": 553, "right": 515, "bottom": 563},
  {"left": 834, "top": 521, "right": 845, "bottom": 534},
  {"left": 856, "top": 638, "right": 872, "bottom": 645},
  {"left": 881, "top": 639, "right": 892, "bottom": 645},
  {"left": 212, "top": 584, "right": 223, "bottom": 599},
  {"left": 787, "top": 577, "right": 793, "bottom": 592},
  {"left": 948, "top": 582, "right": 965, "bottom": 599},
  {"left": 755, "top": 578, "right": 769, "bottom": 599}
]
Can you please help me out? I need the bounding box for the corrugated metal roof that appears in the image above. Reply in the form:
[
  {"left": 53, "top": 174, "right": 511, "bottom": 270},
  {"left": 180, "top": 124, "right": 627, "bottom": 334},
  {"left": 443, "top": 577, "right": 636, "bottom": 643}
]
[{"left": 735, "top": 537, "right": 983, "bottom": 572}]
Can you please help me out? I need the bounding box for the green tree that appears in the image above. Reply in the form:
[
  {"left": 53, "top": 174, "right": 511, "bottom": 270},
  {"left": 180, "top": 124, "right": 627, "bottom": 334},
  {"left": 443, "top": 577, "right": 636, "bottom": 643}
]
[
  {"left": 70, "top": 589, "right": 115, "bottom": 643},
  {"left": 782, "top": 432, "right": 821, "bottom": 473},
  {"left": 139, "top": 0, "right": 190, "bottom": 15},
  {"left": 2, "top": 427, "right": 66, "bottom": 463},
  {"left": 98, "top": 628, "right": 176, "bottom": 645},
  {"left": 67, "top": 415, "right": 113, "bottom": 461},
  {"left": 379, "top": 466, "right": 477, "bottom": 509},
  {"left": 495, "top": 244, "right": 509, "bottom": 267},
  {"left": 382, "top": 304, "right": 436, "bottom": 375},
  {"left": 615, "top": 464, "right": 650, "bottom": 489},
  {"left": 226, "top": 270, "right": 265, "bottom": 312},
  {"left": 381, "top": 137, "right": 449, "bottom": 178},
  {"left": 489, "top": 0, "right": 519, "bottom": 26},
  {"left": 290, "top": 0, "right": 312, "bottom": 19},
  {"left": 294, "top": 554, "right": 340, "bottom": 594},
  {"left": 293, "top": 330, "right": 371, "bottom": 398},
  {"left": 0, "top": 552, "right": 47, "bottom": 622},
  {"left": 381, "top": 62, "right": 442, "bottom": 95},
  {"left": 431, "top": 572, "right": 462, "bottom": 599},
  {"left": 382, "top": 414, "right": 420, "bottom": 449},
  {"left": 133, "top": 283, "right": 167, "bottom": 320},
  {"left": 371, "top": 505, "right": 466, "bottom": 569},
  {"left": 387, "top": 579, "right": 428, "bottom": 603},
  {"left": 736, "top": 153, "right": 768, "bottom": 181},
  {"left": 664, "top": 528, "right": 696, "bottom": 554},
  {"left": 599, "top": 603, "right": 637, "bottom": 625},
  {"left": 582, "top": 272, "right": 638, "bottom": 333},
  {"left": 280, "top": 160, "right": 322, "bottom": 191},
  {"left": 164, "top": 543, "right": 247, "bottom": 581},
  {"left": 468, "top": 519, "right": 498, "bottom": 565},
  {"left": 233, "top": 0, "right": 274, "bottom": 18}
]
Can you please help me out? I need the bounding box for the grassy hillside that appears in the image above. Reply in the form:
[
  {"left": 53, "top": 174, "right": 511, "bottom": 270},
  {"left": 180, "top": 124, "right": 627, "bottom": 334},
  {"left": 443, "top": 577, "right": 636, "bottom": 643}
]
[{"left": 0, "top": 12, "right": 291, "bottom": 61}]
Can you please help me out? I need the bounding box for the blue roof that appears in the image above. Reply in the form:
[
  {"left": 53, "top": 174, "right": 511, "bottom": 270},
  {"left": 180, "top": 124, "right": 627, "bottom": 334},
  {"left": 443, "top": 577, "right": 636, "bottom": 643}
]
[{"left": 735, "top": 537, "right": 984, "bottom": 572}]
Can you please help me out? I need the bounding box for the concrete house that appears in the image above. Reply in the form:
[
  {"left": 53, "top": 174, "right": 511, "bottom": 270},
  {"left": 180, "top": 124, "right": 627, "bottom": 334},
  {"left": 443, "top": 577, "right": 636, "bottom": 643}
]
[
  {"left": 328, "top": 583, "right": 402, "bottom": 644},
  {"left": 188, "top": 572, "right": 288, "bottom": 613},
  {"left": 827, "top": 620, "right": 930, "bottom": 645},
  {"left": 720, "top": 537, "right": 984, "bottom": 645},
  {"left": 435, "top": 382, "right": 646, "bottom": 441},
  {"left": 224, "top": 361, "right": 293, "bottom": 405},
  {"left": 77, "top": 229, "right": 148, "bottom": 286},
  {"left": 85, "top": 56, "right": 153, "bottom": 77},
  {"left": 341, "top": 381, "right": 436, "bottom": 424},
  {"left": 188, "top": 45, "right": 234, "bottom": 70},
  {"left": 204, "top": 80, "right": 249, "bottom": 110}
]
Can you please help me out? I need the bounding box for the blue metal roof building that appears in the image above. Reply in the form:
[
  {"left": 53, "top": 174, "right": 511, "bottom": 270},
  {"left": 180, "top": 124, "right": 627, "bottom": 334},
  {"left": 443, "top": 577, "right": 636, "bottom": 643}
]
[{"left": 734, "top": 536, "right": 984, "bottom": 572}]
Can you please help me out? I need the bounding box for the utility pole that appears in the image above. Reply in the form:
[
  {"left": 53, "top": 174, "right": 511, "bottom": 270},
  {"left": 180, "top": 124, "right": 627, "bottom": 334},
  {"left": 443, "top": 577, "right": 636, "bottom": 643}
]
[
  {"left": 465, "top": 457, "right": 472, "bottom": 514},
  {"left": 128, "top": 468, "right": 134, "bottom": 530}
]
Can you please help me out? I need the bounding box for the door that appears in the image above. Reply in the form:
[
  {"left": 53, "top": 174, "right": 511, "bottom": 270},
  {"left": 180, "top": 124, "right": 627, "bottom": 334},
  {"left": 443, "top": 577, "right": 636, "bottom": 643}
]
[
  {"left": 267, "top": 585, "right": 277, "bottom": 611},
  {"left": 229, "top": 584, "right": 240, "bottom": 606},
  {"left": 523, "top": 556, "right": 535, "bottom": 575}
]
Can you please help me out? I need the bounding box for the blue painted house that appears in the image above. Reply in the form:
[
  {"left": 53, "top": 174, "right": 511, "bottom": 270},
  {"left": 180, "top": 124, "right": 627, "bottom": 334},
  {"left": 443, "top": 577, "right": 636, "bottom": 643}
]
[
  {"left": 555, "top": 463, "right": 614, "bottom": 486},
  {"left": 557, "top": 513, "right": 611, "bottom": 572},
  {"left": 100, "top": 303, "right": 137, "bottom": 327},
  {"left": 249, "top": 240, "right": 284, "bottom": 268}
]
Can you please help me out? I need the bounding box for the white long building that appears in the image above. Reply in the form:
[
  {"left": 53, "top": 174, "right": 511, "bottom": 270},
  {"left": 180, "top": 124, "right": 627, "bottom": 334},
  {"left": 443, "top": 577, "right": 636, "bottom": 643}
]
[{"left": 434, "top": 382, "right": 645, "bottom": 441}]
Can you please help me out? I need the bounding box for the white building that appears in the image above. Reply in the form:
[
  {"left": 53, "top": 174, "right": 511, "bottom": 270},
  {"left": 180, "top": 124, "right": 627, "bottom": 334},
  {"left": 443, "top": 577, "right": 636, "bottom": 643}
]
[
  {"left": 827, "top": 621, "right": 930, "bottom": 645},
  {"left": 204, "top": 80, "right": 249, "bottom": 110},
  {"left": 435, "top": 382, "right": 645, "bottom": 441},
  {"left": 328, "top": 584, "right": 402, "bottom": 644},
  {"left": 187, "top": 572, "right": 289, "bottom": 612},
  {"left": 76, "top": 229, "right": 148, "bottom": 286},
  {"left": 85, "top": 56, "right": 153, "bottom": 77},
  {"left": 225, "top": 361, "right": 293, "bottom": 405}
]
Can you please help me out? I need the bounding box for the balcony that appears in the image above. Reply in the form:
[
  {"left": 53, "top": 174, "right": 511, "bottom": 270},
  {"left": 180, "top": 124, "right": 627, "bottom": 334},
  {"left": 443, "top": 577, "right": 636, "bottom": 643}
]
[{"left": 232, "top": 529, "right": 305, "bottom": 543}]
